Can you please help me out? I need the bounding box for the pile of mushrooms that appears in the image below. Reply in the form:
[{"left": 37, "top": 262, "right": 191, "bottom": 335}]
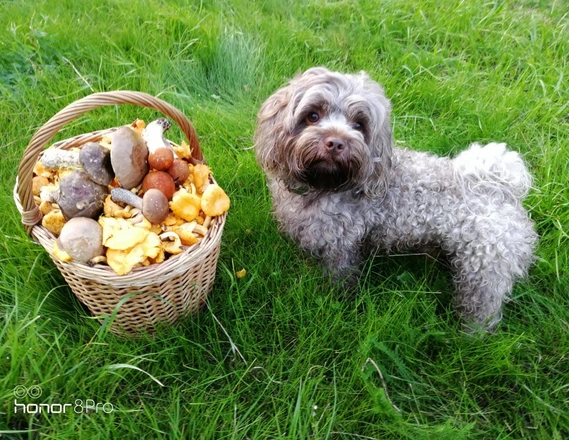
[{"left": 33, "top": 118, "right": 230, "bottom": 275}]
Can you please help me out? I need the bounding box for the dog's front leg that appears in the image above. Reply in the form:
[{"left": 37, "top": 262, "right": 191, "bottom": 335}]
[{"left": 294, "top": 220, "right": 364, "bottom": 285}]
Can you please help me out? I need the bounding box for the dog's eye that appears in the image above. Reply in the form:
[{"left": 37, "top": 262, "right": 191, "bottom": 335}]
[
  {"left": 306, "top": 112, "right": 320, "bottom": 124},
  {"left": 353, "top": 121, "right": 364, "bottom": 131}
]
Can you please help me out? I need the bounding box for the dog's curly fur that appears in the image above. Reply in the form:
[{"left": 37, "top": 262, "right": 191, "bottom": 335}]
[{"left": 254, "top": 67, "right": 537, "bottom": 330}]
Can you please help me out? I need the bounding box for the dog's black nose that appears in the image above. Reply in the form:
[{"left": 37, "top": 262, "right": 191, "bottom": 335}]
[{"left": 324, "top": 137, "right": 345, "bottom": 154}]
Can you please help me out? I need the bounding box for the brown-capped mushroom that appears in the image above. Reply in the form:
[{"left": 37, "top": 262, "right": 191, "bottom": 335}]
[
  {"left": 78, "top": 142, "right": 115, "bottom": 185},
  {"left": 111, "top": 187, "right": 169, "bottom": 224},
  {"left": 58, "top": 217, "right": 105, "bottom": 263},
  {"left": 167, "top": 159, "right": 190, "bottom": 185},
  {"left": 143, "top": 118, "right": 175, "bottom": 171},
  {"left": 42, "top": 171, "right": 108, "bottom": 220},
  {"left": 110, "top": 126, "right": 149, "bottom": 189},
  {"left": 142, "top": 171, "right": 176, "bottom": 200},
  {"left": 40, "top": 143, "right": 114, "bottom": 186}
]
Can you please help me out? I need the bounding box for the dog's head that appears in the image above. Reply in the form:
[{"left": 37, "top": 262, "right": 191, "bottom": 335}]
[{"left": 254, "top": 67, "right": 393, "bottom": 197}]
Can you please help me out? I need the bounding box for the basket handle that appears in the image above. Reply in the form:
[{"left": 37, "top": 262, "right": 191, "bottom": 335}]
[{"left": 17, "top": 91, "right": 203, "bottom": 236}]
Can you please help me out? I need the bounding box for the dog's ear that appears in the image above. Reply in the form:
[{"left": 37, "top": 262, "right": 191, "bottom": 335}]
[
  {"left": 362, "top": 94, "right": 393, "bottom": 199},
  {"left": 254, "top": 84, "right": 293, "bottom": 175}
]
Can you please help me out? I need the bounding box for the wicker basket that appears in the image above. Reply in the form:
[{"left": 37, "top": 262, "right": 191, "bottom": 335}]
[{"left": 14, "top": 91, "right": 227, "bottom": 336}]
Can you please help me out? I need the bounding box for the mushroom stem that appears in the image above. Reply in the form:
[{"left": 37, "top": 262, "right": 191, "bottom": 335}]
[
  {"left": 41, "top": 149, "right": 82, "bottom": 169},
  {"left": 111, "top": 187, "right": 169, "bottom": 224},
  {"left": 142, "top": 118, "right": 175, "bottom": 154},
  {"left": 110, "top": 188, "right": 143, "bottom": 210},
  {"left": 40, "top": 185, "right": 60, "bottom": 203},
  {"left": 40, "top": 143, "right": 114, "bottom": 186}
]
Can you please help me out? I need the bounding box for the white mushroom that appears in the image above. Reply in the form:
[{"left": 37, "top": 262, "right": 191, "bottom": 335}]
[
  {"left": 143, "top": 118, "right": 175, "bottom": 171},
  {"left": 58, "top": 217, "right": 105, "bottom": 263}
]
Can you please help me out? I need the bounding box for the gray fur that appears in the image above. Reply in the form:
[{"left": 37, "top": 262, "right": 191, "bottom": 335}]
[{"left": 254, "top": 67, "right": 537, "bottom": 331}]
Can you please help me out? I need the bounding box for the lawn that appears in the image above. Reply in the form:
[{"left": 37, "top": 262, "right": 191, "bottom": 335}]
[{"left": 1, "top": 0, "right": 568, "bottom": 438}]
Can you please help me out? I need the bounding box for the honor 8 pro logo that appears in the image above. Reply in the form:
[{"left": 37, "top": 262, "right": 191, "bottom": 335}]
[{"left": 13, "top": 385, "right": 113, "bottom": 415}]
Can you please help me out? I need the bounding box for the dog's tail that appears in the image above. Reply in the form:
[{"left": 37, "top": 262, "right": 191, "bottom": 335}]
[{"left": 453, "top": 142, "right": 532, "bottom": 200}]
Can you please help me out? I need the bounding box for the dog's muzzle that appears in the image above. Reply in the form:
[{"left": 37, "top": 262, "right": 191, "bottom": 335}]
[{"left": 298, "top": 136, "right": 359, "bottom": 191}]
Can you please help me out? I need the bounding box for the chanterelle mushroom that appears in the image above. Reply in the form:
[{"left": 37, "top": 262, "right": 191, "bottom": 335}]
[
  {"left": 106, "top": 231, "right": 162, "bottom": 275},
  {"left": 110, "top": 126, "right": 149, "bottom": 189},
  {"left": 99, "top": 217, "right": 149, "bottom": 250},
  {"left": 111, "top": 187, "right": 170, "bottom": 224},
  {"left": 170, "top": 188, "right": 201, "bottom": 222},
  {"left": 201, "top": 184, "right": 230, "bottom": 217}
]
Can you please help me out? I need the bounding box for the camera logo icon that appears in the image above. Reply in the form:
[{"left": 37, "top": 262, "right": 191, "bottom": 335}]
[{"left": 13, "top": 385, "right": 42, "bottom": 399}]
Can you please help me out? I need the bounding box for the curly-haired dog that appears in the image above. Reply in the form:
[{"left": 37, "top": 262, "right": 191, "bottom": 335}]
[{"left": 254, "top": 67, "right": 537, "bottom": 331}]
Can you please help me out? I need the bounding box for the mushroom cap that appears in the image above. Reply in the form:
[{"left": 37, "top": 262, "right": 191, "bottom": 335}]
[
  {"left": 99, "top": 217, "right": 149, "bottom": 250},
  {"left": 159, "top": 231, "right": 183, "bottom": 255},
  {"left": 110, "top": 126, "right": 149, "bottom": 189},
  {"left": 167, "top": 159, "right": 191, "bottom": 185},
  {"left": 192, "top": 164, "right": 211, "bottom": 192},
  {"left": 148, "top": 148, "right": 175, "bottom": 171},
  {"left": 58, "top": 171, "right": 108, "bottom": 220},
  {"left": 142, "top": 189, "right": 170, "bottom": 224},
  {"left": 142, "top": 171, "right": 176, "bottom": 200},
  {"left": 79, "top": 142, "right": 115, "bottom": 185},
  {"left": 170, "top": 188, "right": 201, "bottom": 222},
  {"left": 201, "top": 184, "right": 230, "bottom": 217},
  {"left": 58, "top": 217, "right": 104, "bottom": 263},
  {"left": 106, "top": 232, "right": 162, "bottom": 275}
]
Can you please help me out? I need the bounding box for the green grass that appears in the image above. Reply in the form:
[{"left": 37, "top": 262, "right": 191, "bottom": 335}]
[{"left": 1, "top": 0, "right": 568, "bottom": 438}]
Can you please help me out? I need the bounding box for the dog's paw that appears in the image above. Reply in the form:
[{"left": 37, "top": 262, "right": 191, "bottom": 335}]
[{"left": 453, "top": 142, "right": 532, "bottom": 199}]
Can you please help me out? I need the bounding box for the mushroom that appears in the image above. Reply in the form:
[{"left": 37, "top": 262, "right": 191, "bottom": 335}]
[
  {"left": 170, "top": 221, "right": 207, "bottom": 246},
  {"left": 32, "top": 175, "right": 50, "bottom": 196},
  {"left": 99, "top": 217, "right": 149, "bottom": 250},
  {"left": 159, "top": 231, "right": 183, "bottom": 255},
  {"left": 142, "top": 171, "right": 176, "bottom": 200},
  {"left": 169, "top": 188, "right": 201, "bottom": 222},
  {"left": 173, "top": 140, "right": 192, "bottom": 160},
  {"left": 192, "top": 164, "right": 211, "bottom": 193},
  {"left": 58, "top": 217, "right": 105, "bottom": 263},
  {"left": 200, "top": 184, "right": 230, "bottom": 217},
  {"left": 110, "top": 126, "right": 149, "bottom": 189},
  {"left": 110, "top": 187, "right": 170, "bottom": 224},
  {"left": 41, "top": 171, "right": 108, "bottom": 220},
  {"left": 40, "top": 148, "right": 81, "bottom": 169},
  {"left": 142, "top": 118, "right": 175, "bottom": 171},
  {"left": 78, "top": 142, "right": 115, "bottom": 185},
  {"left": 105, "top": 231, "right": 162, "bottom": 275},
  {"left": 40, "top": 143, "right": 114, "bottom": 186},
  {"left": 103, "top": 195, "right": 133, "bottom": 219},
  {"left": 167, "top": 159, "right": 190, "bottom": 185},
  {"left": 52, "top": 238, "right": 72, "bottom": 262},
  {"left": 41, "top": 209, "right": 66, "bottom": 235}
]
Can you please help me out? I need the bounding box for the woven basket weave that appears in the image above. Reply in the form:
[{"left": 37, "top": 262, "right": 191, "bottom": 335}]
[{"left": 14, "top": 91, "right": 226, "bottom": 336}]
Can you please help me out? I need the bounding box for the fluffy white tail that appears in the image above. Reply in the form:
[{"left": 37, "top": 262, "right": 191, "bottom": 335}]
[{"left": 453, "top": 142, "right": 532, "bottom": 200}]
